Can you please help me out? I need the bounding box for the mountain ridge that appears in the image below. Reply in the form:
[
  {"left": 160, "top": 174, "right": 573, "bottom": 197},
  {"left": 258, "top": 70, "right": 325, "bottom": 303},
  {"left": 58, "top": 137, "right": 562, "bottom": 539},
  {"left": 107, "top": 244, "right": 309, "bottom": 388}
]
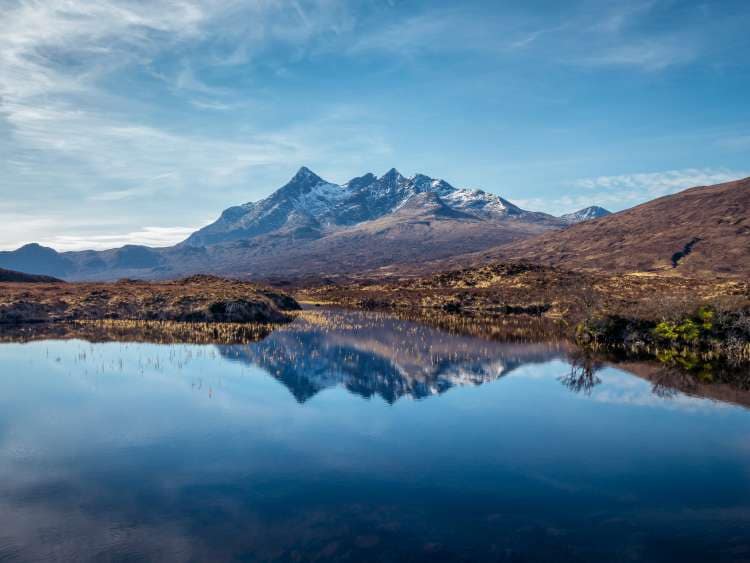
[
  {"left": 182, "top": 166, "right": 552, "bottom": 248},
  {"left": 0, "top": 166, "right": 608, "bottom": 281}
]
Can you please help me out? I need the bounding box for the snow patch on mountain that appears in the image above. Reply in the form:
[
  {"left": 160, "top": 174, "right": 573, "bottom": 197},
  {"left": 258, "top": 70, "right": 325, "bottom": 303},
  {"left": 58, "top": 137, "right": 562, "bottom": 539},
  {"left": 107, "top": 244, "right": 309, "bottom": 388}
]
[
  {"left": 560, "top": 206, "right": 612, "bottom": 224},
  {"left": 184, "top": 166, "right": 574, "bottom": 247}
]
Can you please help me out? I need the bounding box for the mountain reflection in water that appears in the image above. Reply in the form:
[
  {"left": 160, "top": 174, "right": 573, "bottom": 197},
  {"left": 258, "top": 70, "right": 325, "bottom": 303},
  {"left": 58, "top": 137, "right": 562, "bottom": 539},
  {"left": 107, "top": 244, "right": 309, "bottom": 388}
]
[
  {"left": 0, "top": 308, "right": 749, "bottom": 562},
  {"left": 218, "top": 309, "right": 571, "bottom": 403}
]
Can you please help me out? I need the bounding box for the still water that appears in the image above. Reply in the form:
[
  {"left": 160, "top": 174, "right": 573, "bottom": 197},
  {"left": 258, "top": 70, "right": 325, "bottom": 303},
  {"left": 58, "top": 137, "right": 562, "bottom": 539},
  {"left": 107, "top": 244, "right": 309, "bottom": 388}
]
[{"left": 0, "top": 309, "right": 748, "bottom": 562}]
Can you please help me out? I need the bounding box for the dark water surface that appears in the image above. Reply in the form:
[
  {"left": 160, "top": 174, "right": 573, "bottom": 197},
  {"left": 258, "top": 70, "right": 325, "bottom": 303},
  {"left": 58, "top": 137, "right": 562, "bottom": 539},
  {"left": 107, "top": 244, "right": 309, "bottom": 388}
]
[{"left": 0, "top": 309, "right": 748, "bottom": 562}]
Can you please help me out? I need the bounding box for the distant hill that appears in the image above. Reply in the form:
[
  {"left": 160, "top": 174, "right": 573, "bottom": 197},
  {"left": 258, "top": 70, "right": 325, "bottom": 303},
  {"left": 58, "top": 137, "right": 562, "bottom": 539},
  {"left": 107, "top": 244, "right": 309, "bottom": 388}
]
[
  {"left": 0, "top": 244, "right": 74, "bottom": 278},
  {"left": 0, "top": 268, "right": 62, "bottom": 283},
  {"left": 1, "top": 167, "right": 602, "bottom": 281},
  {"left": 560, "top": 206, "right": 611, "bottom": 224},
  {"left": 483, "top": 176, "right": 750, "bottom": 277}
]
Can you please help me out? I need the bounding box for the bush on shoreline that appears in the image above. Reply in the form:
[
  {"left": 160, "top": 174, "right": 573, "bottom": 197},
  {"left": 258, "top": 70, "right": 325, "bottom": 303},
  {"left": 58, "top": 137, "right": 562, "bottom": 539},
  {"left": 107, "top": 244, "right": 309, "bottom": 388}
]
[{"left": 576, "top": 306, "right": 750, "bottom": 369}]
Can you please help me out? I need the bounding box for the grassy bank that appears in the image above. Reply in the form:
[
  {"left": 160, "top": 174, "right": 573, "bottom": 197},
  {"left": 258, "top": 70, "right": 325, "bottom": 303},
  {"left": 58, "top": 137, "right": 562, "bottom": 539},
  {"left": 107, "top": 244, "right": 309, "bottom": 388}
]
[{"left": 576, "top": 306, "right": 750, "bottom": 374}]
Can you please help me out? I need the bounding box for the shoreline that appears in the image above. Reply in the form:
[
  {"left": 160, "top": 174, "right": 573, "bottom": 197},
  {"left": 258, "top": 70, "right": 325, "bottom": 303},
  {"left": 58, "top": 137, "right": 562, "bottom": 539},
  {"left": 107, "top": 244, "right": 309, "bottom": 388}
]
[{"left": 297, "top": 262, "right": 750, "bottom": 374}]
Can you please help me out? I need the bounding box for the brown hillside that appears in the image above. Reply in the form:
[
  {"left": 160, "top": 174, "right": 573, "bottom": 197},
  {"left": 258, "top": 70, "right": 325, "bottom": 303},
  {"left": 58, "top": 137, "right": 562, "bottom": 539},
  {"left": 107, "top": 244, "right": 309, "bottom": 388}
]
[
  {"left": 484, "top": 176, "right": 750, "bottom": 277},
  {"left": 0, "top": 268, "right": 62, "bottom": 283}
]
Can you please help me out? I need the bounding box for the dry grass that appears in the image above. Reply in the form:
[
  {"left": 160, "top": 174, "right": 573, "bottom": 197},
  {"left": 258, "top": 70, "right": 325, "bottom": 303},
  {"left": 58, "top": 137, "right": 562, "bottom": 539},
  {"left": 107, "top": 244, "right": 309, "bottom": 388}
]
[
  {"left": 0, "top": 319, "right": 287, "bottom": 345},
  {"left": 0, "top": 275, "right": 300, "bottom": 325},
  {"left": 299, "top": 262, "right": 750, "bottom": 325}
]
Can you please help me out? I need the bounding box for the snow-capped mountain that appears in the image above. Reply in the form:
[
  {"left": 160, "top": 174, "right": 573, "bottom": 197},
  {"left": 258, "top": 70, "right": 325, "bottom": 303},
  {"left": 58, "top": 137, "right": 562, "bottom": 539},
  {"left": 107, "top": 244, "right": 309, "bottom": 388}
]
[
  {"left": 0, "top": 166, "right": 610, "bottom": 280},
  {"left": 560, "top": 206, "right": 611, "bottom": 224},
  {"left": 184, "top": 167, "right": 549, "bottom": 247}
]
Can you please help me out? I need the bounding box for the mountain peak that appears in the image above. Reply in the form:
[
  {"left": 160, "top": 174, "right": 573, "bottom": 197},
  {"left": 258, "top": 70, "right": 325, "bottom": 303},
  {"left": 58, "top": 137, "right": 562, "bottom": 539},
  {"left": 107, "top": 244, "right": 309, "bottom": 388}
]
[
  {"left": 586, "top": 205, "right": 610, "bottom": 214},
  {"left": 17, "top": 243, "right": 57, "bottom": 254},
  {"left": 291, "top": 166, "right": 323, "bottom": 184},
  {"left": 560, "top": 206, "right": 611, "bottom": 224},
  {"left": 345, "top": 172, "right": 377, "bottom": 190},
  {"left": 275, "top": 166, "right": 329, "bottom": 199},
  {"left": 380, "top": 168, "right": 404, "bottom": 181}
]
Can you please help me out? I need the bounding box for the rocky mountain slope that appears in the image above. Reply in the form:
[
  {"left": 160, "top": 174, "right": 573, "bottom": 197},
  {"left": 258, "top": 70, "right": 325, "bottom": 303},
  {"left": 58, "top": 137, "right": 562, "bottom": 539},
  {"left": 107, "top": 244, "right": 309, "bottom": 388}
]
[
  {"left": 1, "top": 167, "right": 599, "bottom": 281},
  {"left": 481, "top": 176, "right": 750, "bottom": 277},
  {"left": 183, "top": 167, "right": 557, "bottom": 247}
]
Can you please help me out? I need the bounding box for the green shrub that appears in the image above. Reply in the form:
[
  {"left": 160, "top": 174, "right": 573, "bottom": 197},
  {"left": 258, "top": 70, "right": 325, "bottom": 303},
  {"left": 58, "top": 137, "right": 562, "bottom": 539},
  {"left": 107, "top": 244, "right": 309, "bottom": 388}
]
[{"left": 654, "top": 321, "right": 679, "bottom": 341}]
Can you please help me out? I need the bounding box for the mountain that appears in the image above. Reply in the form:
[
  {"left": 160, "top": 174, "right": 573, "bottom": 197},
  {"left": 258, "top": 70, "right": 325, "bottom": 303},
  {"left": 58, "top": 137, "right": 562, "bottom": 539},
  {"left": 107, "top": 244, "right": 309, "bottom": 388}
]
[
  {"left": 183, "top": 167, "right": 551, "bottom": 247},
  {"left": 166, "top": 168, "right": 569, "bottom": 280},
  {"left": 483, "top": 176, "right": 750, "bottom": 277},
  {"left": 5, "top": 170, "right": 746, "bottom": 281},
  {"left": 0, "top": 167, "right": 570, "bottom": 281},
  {"left": 560, "top": 206, "right": 611, "bottom": 224},
  {"left": 0, "top": 268, "right": 62, "bottom": 283},
  {"left": 0, "top": 244, "right": 74, "bottom": 278}
]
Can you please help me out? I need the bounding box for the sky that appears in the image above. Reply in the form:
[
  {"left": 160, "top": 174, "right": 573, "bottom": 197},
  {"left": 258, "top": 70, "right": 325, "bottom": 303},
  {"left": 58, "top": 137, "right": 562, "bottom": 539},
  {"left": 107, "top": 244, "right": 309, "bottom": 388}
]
[{"left": 1, "top": 0, "right": 749, "bottom": 251}]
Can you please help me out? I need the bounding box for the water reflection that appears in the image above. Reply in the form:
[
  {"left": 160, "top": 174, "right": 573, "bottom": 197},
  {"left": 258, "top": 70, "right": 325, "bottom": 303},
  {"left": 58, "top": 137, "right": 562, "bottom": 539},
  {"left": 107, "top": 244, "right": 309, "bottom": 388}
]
[
  {"left": 219, "top": 309, "right": 571, "bottom": 402},
  {"left": 557, "top": 354, "right": 604, "bottom": 396},
  {"left": 0, "top": 309, "right": 749, "bottom": 562},
  {"left": 2, "top": 308, "right": 749, "bottom": 408}
]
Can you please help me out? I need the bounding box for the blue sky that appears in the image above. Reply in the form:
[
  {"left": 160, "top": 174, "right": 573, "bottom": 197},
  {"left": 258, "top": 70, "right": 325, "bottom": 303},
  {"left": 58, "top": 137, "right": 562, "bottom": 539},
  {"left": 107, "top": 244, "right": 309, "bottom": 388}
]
[{"left": 1, "top": 0, "right": 749, "bottom": 250}]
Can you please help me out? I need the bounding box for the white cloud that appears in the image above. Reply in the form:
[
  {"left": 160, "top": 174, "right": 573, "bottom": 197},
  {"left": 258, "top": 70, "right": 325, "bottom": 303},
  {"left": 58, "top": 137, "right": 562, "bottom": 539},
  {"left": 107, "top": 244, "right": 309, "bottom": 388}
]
[
  {"left": 0, "top": 0, "right": 207, "bottom": 99},
  {"left": 513, "top": 167, "right": 749, "bottom": 215},
  {"left": 0, "top": 0, "right": 362, "bottom": 180},
  {"left": 591, "top": 371, "right": 730, "bottom": 413},
  {"left": 572, "top": 167, "right": 748, "bottom": 195},
  {"left": 0, "top": 0, "right": 390, "bottom": 249},
  {"left": 39, "top": 226, "right": 206, "bottom": 251}
]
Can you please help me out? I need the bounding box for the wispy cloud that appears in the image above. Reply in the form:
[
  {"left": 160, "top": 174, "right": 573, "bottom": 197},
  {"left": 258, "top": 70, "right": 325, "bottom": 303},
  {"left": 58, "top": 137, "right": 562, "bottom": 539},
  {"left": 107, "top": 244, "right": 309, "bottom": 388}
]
[
  {"left": 40, "top": 226, "right": 206, "bottom": 251},
  {"left": 572, "top": 167, "right": 748, "bottom": 194},
  {"left": 0, "top": 0, "right": 388, "bottom": 248},
  {"left": 0, "top": 209, "right": 207, "bottom": 251},
  {"left": 572, "top": 38, "right": 696, "bottom": 71},
  {"left": 588, "top": 0, "right": 657, "bottom": 34},
  {"left": 568, "top": 167, "right": 748, "bottom": 210},
  {"left": 348, "top": 12, "right": 457, "bottom": 56},
  {"left": 346, "top": 2, "right": 712, "bottom": 71},
  {"left": 0, "top": 0, "right": 748, "bottom": 249},
  {"left": 514, "top": 167, "right": 749, "bottom": 215},
  {"left": 346, "top": 10, "right": 563, "bottom": 58}
]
